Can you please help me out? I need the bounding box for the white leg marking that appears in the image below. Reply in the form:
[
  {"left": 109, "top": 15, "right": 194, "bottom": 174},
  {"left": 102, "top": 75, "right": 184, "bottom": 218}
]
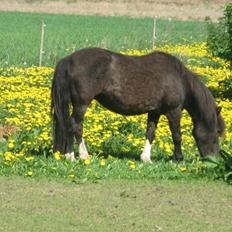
[
  {"left": 65, "top": 152, "right": 75, "bottom": 162},
  {"left": 140, "top": 139, "right": 152, "bottom": 163},
  {"left": 79, "top": 138, "right": 89, "bottom": 160}
]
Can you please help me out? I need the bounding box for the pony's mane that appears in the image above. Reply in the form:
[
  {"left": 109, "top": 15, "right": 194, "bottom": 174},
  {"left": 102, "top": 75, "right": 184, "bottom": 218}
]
[
  {"left": 193, "top": 78, "right": 216, "bottom": 124},
  {"left": 169, "top": 55, "right": 218, "bottom": 130},
  {"left": 218, "top": 113, "right": 225, "bottom": 136}
]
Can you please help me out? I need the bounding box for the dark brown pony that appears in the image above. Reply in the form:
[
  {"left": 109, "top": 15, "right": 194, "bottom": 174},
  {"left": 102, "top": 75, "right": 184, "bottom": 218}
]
[{"left": 51, "top": 47, "right": 225, "bottom": 162}]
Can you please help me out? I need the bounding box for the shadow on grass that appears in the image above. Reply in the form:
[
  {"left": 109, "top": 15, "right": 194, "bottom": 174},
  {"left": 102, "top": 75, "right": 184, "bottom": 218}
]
[{"left": 101, "top": 147, "right": 172, "bottom": 162}]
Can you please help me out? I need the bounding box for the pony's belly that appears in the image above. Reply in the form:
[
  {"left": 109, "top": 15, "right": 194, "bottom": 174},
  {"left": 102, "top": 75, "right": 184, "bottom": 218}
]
[
  {"left": 95, "top": 89, "right": 183, "bottom": 116},
  {"left": 95, "top": 93, "right": 158, "bottom": 115}
]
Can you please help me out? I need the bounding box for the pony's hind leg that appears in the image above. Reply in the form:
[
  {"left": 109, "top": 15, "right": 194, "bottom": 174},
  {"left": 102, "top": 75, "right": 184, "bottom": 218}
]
[
  {"left": 64, "top": 118, "right": 75, "bottom": 161},
  {"left": 166, "top": 108, "right": 183, "bottom": 161},
  {"left": 141, "top": 112, "right": 160, "bottom": 163},
  {"left": 72, "top": 104, "right": 90, "bottom": 160}
]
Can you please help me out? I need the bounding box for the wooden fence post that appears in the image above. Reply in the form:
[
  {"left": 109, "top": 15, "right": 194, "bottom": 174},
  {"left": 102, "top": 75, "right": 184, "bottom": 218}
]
[
  {"left": 152, "top": 16, "right": 157, "bottom": 48},
  {"left": 39, "top": 21, "right": 46, "bottom": 66}
]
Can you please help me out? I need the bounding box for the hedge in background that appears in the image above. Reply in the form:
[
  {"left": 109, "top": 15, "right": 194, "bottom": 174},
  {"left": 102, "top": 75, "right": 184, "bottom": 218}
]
[
  {"left": 207, "top": 3, "right": 232, "bottom": 99},
  {"left": 207, "top": 3, "right": 232, "bottom": 64}
]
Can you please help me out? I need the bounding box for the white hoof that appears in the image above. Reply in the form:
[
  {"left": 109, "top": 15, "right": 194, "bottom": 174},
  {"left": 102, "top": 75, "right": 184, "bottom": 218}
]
[
  {"left": 140, "top": 139, "right": 152, "bottom": 163},
  {"left": 65, "top": 152, "right": 75, "bottom": 162},
  {"left": 79, "top": 139, "right": 89, "bottom": 160},
  {"left": 140, "top": 155, "right": 153, "bottom": 163}
]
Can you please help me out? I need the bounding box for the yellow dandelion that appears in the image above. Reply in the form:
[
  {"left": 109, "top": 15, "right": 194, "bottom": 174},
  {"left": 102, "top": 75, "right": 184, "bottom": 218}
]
[
  {"left": 26, "top": 171, "right": 33, "bottom": 177},
  {"left": 26, "top": 126, "right": 32, "bottom": 131},
  {"left": 128, "top": 160, "right": 135, "bottom": 165},
  {"left": 25, "top": 156, "right": 34, "bottom": 161},
  {"left": 100, "top": 159, "right": 106, "bottom": 166},
  {"left": 130, "top": 164, "right": 136, "bottom": 169},
  {"left": 84, "top": 159, "right": 91, "bottom": 165},
  {"left": 180, "top": 167, "right": 187, "bottom": 172},
  {"left": 128, "top": 160, "right": 136, "bottom": 169},
  {"left": 16, "top": 153, "right": 24, "bottom": 158},
  {"left": 4, "top": 152, "right": 14, "bottom": 161},
  {"left": 54, "top": 151, "right": 61, "bottom": 160},
  {"left": 8, "top": 142, "right": 14, "bottom": 149}
]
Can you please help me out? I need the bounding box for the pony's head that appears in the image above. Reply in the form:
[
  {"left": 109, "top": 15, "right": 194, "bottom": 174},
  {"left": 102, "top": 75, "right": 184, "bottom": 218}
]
[{"left": 192, "top": 106, "right": 225, "bottom": 157}]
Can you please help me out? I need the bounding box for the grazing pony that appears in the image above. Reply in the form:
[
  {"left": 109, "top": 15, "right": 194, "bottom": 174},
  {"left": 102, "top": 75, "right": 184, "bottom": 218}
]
[{"left": 51, "top": 48, "right": 225, "bottom": 162}]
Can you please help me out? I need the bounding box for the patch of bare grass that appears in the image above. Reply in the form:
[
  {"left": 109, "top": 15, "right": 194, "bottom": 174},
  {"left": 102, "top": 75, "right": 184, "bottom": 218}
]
[
  {"left": 0, "top": 177, "right": 232, "bottom": 231},
  {"left": 0, "top": 125, "right": 18, "bottom": 139}
]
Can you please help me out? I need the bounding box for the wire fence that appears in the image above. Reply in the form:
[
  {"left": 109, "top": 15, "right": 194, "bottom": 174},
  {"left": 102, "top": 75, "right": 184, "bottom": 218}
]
[{"left": 0, "top": 12, "right": 207, "bottom": 67}]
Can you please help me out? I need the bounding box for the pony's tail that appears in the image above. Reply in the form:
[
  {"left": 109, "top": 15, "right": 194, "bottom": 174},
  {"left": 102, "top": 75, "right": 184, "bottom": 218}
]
[{"left": 51, "top": 58, "right": 71, "bottom": 154}]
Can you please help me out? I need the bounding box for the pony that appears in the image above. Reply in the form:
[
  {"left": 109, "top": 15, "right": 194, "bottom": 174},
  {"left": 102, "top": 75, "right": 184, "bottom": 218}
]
[{"left": 51, "top": 47, "right": 225, "bottom": 162}]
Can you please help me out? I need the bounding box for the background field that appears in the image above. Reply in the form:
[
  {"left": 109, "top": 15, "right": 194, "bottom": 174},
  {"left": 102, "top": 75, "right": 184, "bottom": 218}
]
[
  {"left": 0, "top": 0, "right": 230, "bottom": 20},
  {"left": 0, "top": 11, "right": 208, "bottom": 66}
]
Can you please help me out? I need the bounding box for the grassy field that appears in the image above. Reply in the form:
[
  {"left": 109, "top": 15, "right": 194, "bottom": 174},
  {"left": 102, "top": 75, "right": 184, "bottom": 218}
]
[
  {"left": 1, "top": 176, "right": 232, "bottom": 232},
  {"left": 0, "top": 13, "right": 231, "bottom": 182},
  {"left": 0, "top": 11, "right": 208, "bottom": 66}
]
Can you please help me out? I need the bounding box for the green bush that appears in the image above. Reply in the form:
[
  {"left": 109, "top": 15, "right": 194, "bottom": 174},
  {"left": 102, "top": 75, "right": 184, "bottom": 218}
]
[
  {"left": 207, "top": 3, "right": 232, "bottom": 100},
  {"left": 207, "top": 3, "right": 232, "bottom": 64},
  {"left": 218, "top": 78, "right": 232, "bottom": 99},
  {"left": 203, "top": 150, "right": 232, "bottom": 184}
]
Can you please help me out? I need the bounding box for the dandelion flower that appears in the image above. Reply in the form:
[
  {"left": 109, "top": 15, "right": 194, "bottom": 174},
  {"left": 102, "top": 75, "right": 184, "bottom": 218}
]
[
  {"left": 130, "top": 164, "right": 136, "bottom": 169},
  {"left": 25, "top": 156, "right": 34, "bottom": 161},
  {"left": 180, "top": 167, "right": 187, "bottom": 172},
  {"left": 8, "top": 142, "right": 14, "bottom": 149},
  {"left": 84, "top": 159, "right": 91, "bottom": 165},
  {"left": 128, "top": 160, "right": 136, "bottom": 169},
  {"left": 100, "top": 159, "right": 106, "bottom": 166},
  {"left": 26, "top": 171, "right": 33, "bottom": 177},
  {"left": 54, "top": 151, "right": 61, "bottom": 160}
]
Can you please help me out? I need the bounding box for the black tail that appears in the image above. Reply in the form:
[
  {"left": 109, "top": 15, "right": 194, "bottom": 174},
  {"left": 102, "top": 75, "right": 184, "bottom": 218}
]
[{"left": 51, "top": 58, "right": 71, "bottom": 154}]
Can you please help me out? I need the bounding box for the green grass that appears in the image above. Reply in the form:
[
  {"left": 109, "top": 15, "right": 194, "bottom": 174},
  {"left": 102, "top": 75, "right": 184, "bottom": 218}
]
[
  {"left": 1, "top": 176, "right": 232, "bottom": 232},
  {"left": 0, "top": 153, "right": 226, "bottom": 183},
  {"left": 0, "top": 11, "right": 207, "bottom": 66}
]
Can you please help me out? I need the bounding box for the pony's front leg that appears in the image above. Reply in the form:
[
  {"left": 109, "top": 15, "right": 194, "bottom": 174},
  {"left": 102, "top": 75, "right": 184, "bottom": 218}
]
[
  {"left": 166, "top": 108, "right": 183, "bottom": 161},
  {"left": 141, "top": 112, "right": 160, "bottom": 163}
]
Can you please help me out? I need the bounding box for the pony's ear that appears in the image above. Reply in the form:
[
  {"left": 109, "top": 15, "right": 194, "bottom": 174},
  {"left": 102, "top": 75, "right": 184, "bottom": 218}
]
[{"left": 216, "top": 106, "right": 222, "bottom": 115}]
